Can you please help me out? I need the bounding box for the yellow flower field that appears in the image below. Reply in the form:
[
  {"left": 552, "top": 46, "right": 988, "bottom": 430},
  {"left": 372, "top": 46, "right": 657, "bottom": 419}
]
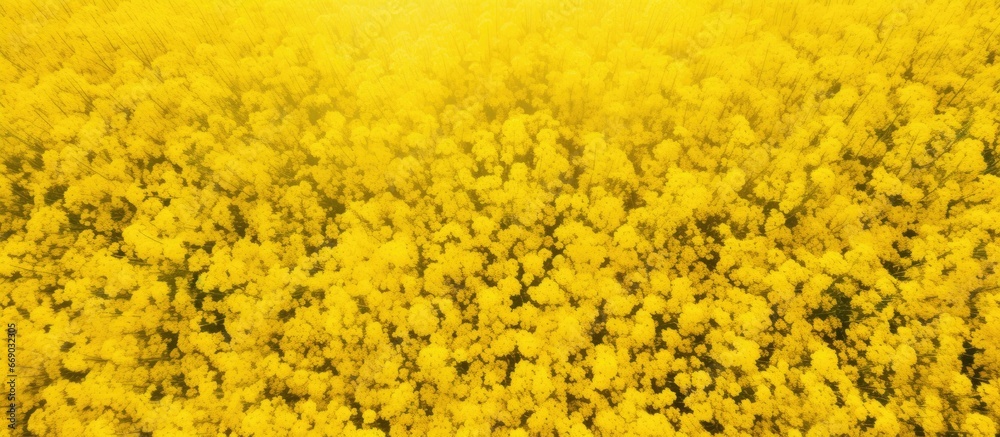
[{"left": 2, "top": 0, "right": 999, "bottom": 435}]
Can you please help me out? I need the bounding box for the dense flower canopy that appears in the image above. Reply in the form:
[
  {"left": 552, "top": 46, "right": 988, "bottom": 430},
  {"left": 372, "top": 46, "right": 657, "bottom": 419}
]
[{"left": 2, "top": 0, "right": 1000, "bottom": 435}]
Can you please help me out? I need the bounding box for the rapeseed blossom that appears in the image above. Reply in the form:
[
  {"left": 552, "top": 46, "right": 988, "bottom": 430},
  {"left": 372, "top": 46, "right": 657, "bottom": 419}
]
[{"left": 2, "top": 0, "right": 999, "bottom": 435}]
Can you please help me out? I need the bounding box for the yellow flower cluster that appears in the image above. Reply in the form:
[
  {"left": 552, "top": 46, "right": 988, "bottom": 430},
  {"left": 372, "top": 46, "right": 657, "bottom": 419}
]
[{"left": 2, "top": 0, "right": 999, "bottom": 435}]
